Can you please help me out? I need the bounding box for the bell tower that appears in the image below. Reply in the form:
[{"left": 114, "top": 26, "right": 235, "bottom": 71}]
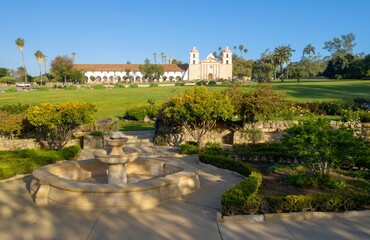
[
  {"left": 222, "top": 47, "right": 232, "bottom": 65},
  {"left": 189, "top": 46, "right": 199, "bottom": 65}
]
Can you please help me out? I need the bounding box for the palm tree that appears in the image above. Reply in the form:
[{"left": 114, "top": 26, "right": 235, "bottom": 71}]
[
  {"left": 161, "top": 52, "right": 165, "bottom": 64},
  {"left": 273, "top": 45, "right": 294, "bottom": 81},
  {"left": 43, "top": 55, "right": 48, "bottom": 75},
  {"left": 72, "top": 52, "right": 76, "bottom": 63},
  {"left": 302, "top": 44, "right": 316, "bottom": 78},
  {"left": 302, "top": 44, "right": 315, "bottom": 58},
  {"left": 238, "top": 44, "right": 244, "bottom": 57},
  {"left": 153, "top": 53, "right": 157, "bottom": 64},
  {"left": 34, "top": 50, "right": 44, "bottom": 85},
  {"left": 243, "top": 48, "right": 248, "bottom": 58},
  {"left": 15, "top": 38, "right": 28, "bottom": 82}
]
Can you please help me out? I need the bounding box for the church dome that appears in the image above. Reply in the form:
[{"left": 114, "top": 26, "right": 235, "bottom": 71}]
[
  {"left": 223, "top": 47, "right": 231, "bottom": 53},
  {"left": 191, "top": 47, "right": 199, "bottom": 53}
]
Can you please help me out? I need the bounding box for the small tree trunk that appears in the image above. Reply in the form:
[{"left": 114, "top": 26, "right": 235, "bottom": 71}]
[{"left": 22, "top": 51, "right": 27, "bottom": 83}]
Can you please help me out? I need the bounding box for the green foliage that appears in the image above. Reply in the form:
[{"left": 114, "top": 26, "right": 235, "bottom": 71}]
[
  {"left": 34, "top": 86, "right": 49, "bottom": 91},
  {"left": 64, "top": 85, "right": 77, "bottom": 90},
  {"left": 149, "top": 83, "right": 158, "bottom": 87},
  {"left": 180, "top": 142, "right": 199, "bottom": 154},
  {"left": 0, "top": 103, "right": 32, "bottom": 114},
  {"left": 128, "top": 83, "right": 139, "bottom": 88},
  {"left": 340, "top": 109, "right": 360, "bottom": 121},
  {"left": 0, "top": 148, "right": 78, "bottom": 179},
  {"left": 199, "top": 153, "right": 255, "bottom": 177},
  {"left": 0, "top": 111, "right": 24, "bottom": 137},
  {"left": 93, "top": 84, "right": 106, "bottom": 89},
  {"left": 123, "top": 106, "right": 148, "bottom": 121},
  {"left": 221, "top": 171, "right": 263, "bottom": 215},
  {"left": 207, "top": 80, "right": 217, "bottom": 86},
  {"left": 114, "top": 84, "right": 126, "bottom": 88},
  {"left": 4, "top": 87, "right": 17, "bottom": 92},
  {"left": 174, "top": 82, "right": 185, "bottom": 86},
  {"left": 161, "top": 86, "right": 234, "bottom": 148},
  {"left": 139, "top": 63, "right": 164, "bottom": 81},
  {"left": 25, "top": 102, "right": 97, "bottom": 150},
  {"left": 59, "top": 145, "right": 81, "bottom": 160},
  {"left": 0, "top": 76, "right": 16, "bottom": 84},
  {"left": 233, "top": 143, "right": 296, "bottom": 163},
  {"left": 0, "top": 68, "right": 8, "bottom": 78},
  {"left": 50, "top": 55, "right": 74, "bottom": 83},
  {"left": 233, "top": 57, "right": 254, "bottom": 79},
  {"left": 282, "top": 118, "right": 370, "bottom": 175},
  {"left": 89, "top": 130, "right": 104, "bottom": 137}
]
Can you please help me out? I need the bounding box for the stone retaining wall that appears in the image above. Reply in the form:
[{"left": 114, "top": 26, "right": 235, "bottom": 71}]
[
  {"left": 0, "top": 138, "right": 80, "bottom": 150},
  {"left": 178, "top": 120, "right": 370, "bottom": 145}
]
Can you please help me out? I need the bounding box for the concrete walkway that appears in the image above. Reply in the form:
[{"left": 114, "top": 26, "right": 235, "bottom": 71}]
[{"left": 0, "top": 152, "right": 369, "bottom": 239}]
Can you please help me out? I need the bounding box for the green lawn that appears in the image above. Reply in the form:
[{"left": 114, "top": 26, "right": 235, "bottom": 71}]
[{"left": 0, "top": 79, "right": 369, "bottom": 119}]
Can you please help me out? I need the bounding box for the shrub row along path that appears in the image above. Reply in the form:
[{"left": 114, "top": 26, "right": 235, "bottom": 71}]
[{"left": 0, "top": 131, "right": 369, "bottom": 239}]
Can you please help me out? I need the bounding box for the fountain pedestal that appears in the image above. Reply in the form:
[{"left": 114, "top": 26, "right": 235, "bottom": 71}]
[{"left": 93, "top": 130, "right": 138, "bottom": 184}]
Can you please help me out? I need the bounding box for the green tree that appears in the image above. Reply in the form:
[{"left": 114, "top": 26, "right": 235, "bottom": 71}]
[
  {"left": 282, "top": 118, "right": 370, "bottom": 175},
  {"left": 161, "top": 86, "right": 234, "bottom": 148},
  {"left": 287, "top": 62, "right": 307, "bottom": 81},
  {"left": 252, "top": 49, "right": 274, "bottom": 82},
  {"left": 34, "top": 50, "right": 44, "bottom": 85},
  {"left": 139, "top": 63, "right": 164, "bottom": 81},
  {"left": 273, "top": 45, "right": 294, "bottom": 81},
  {"left": 15, "top": 38, "right": 28, "bottom": 82},
  {"left": 50, "top": 55, "right": 74, "bottom": 84},
  {"left": 0, "top": 68, "right": 8, "bottom": 78},
  {"left": 238, "top": 44, "right": 244, "bottom": 57},
  {"left": 70, "top": 69, "right": 85, "bottom": 83},
  {"left": 324, "top": 33, "right": 356, "bottom": 55},
  {"left": 233, "top": 57, "right": 254, "bottom": 79},
  {"left": 25, "top": 102, "right": 97, "bottom": 150},
  {"left": 302, "top": 44, "right": 316, "bottom": 78}
]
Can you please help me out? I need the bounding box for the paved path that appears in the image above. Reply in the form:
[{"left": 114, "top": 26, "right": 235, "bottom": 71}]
[{"left": 0, "top": 143, "right": 369, "bottom": 239}]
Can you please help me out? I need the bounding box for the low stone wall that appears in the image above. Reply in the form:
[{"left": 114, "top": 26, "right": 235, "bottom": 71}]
[
  {"left": 0, "top": 138, "right": 80, "bottom": 150},
  {"left": 176, "top": 120, "right": 370, "bottom": 145}
]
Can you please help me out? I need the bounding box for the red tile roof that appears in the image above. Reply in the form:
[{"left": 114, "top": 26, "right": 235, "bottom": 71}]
[{"left": 74, "top": 64, "right": 189, "bottom": 72}]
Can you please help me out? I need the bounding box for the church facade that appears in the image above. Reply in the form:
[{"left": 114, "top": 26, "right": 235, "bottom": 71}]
[{"left": 74, "top": 47, "right": 232, "bottom": 83}]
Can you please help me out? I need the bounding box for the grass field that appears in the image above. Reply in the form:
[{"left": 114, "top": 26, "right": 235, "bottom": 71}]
[{"left": 0, "top": 79, "right": 369, "bottom": 119}]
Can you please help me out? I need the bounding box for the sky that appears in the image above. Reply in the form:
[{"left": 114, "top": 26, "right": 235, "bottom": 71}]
[{"left": 1, "top": 0, "right": 370, "bottom": 76}]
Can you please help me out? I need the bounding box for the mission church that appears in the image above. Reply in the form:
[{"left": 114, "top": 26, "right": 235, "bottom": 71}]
[{"left": 74, "top": 47, "right": 232, "bottom": 83}]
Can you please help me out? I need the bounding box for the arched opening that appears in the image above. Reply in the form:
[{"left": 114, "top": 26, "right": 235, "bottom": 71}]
[
  {"left": 226, "top": 60, "right": 229, "bottom": 64},
  {"left": 193, "top": 54, "right": 195, "bottom": 57},
  {"left": 135, "top": 76, "right": 141, "bottom": 82},
  {"left": 96, "top": 76, "right": 102, "bottom": 82},
  {"left": 103, "top": 76, "right": 108, "bottom": 82},
  {"left": 175, "top": 76, "right": 181, "bottom": 82},
  {"left": 226, "top": 54, "right": 229, "bottom": 58},
  {"left": 116, "top": 76, "right": 121, "bottom": 82},
  {"left": 162, "top": 76, "right": 168, "bottom": 82},
  {"left": 169, "top": 76, "right": 174, "bottom": 82},
  {"left": 130, "top": 76, "right": 134, "bottom": 82},
  {"left": 193, "top": 60, "right": 195, "bottom": 64},
  {"left": 89, "top": 76, "right": 96, "bottom": 82},
  {"left": 109, "top": 76, "right": 114, "bottom": 82},
  {"left": 84, "top": 76, "right": 88, "bottom": 83},
  {"left": 208, "top": 73, "right": 213, "bottom": 80}
]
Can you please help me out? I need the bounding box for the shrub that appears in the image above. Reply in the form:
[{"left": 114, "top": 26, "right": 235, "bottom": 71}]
[
  {"left": 340, "top": 109, "right": 360, "bottom": 122},
  {"left": 359, "top": 110, "right": 370, "bottom": 122},
  {"left": 208, "top": 80, "right": 217, "bottom": 86},
  {"left": 59, "top": 145, "right": 81, "bottom": 160},
  {"left": 180, "top": 142, "right": 199, "bottom": 154},
  {"left": 93, "top": 84, "right": 106, "bottom": 89},
  {"left": 34, "top": 86, "right": 49, "bottom": 91},
  {"left": 199, "top": 153, "right": 255, "bottom": 177},
  {"left": 4, "top": 88, "right": 17, "bottom": 92},
  {"left": 123, "top": 106, "right": 148, "bottom": 121},
  {"left": 89, "top": 131, "right": 104, "bottom": 137},
  {"left": 64, "top": 85, "right": 77, "bottom": 90},
  {"left": 196, "top": 80, "right": 207, "bottom": 86},
  {"left": 114, "top": 84, "right": 126, "bottom": 88},
  {"left": 0, "top": 103, "right": 32, "bottom": 114},
  {"left": 174, "top": 82, "right": 185, "bottom": 86},
  {"left": 0, "top": 111, "right": 24, "bottom": 137},
  {"left": 221, "top": 171, "right": 263, "bottom": 215},
  {"left": 149, "top": 83, "right": 158, "bottom": 87},
  {"left": 128, "top": 83, "right": 139, "bottom": 88}
]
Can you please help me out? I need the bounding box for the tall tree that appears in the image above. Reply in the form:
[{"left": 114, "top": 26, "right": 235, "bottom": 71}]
[
  {"left": 153, "top": 53, "right": 157, "bottom": 64},
  {"left": 34, "top": 50, "right": 44, "bottom": 85},
  {"left": 303, "top": 44, "right": 315, "bottom": 58},
  {"left": 15, "top": 38, "right": 28, "bottom": 82},
  {"left": 324, "top": 33, "right": 356, "bottom": 55},
  {"left": 243, "top": 48, "right": 248, "bottom": 58},
  {"left": 43, "top": 55, "right": 48, "bottom": 75},
  {"left": 303, "top": 44, "right": 316, "bottom": 78},
  {"left": 273, "top": 45, "right": 294, "bottom": 81},
  {"left": 238, "top": 44, "right": 244, "bottom": 57},
  {"left": 161, "top": 52, "right": 165, "bottom": 64},
  {"left": 50, "top": 55, "right": 74, "bottom": 84}
]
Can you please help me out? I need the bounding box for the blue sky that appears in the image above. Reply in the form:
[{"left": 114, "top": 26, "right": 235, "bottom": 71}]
[{"left": 1, "top": 0, "right": 370, "bottom": 76}]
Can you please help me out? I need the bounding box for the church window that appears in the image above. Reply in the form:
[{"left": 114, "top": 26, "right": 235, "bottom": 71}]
[
  {"left": 193, "top": 60, "right": 195, "bottom": 64},
  {"left": 226, "top": 60, "right": 229, "bottom": 64},
  {"left": 226, "top": 54, "right": 229, "bottom": 58},
  {"left": 193, "top": 54, "right": 195, "bottom": 57}
]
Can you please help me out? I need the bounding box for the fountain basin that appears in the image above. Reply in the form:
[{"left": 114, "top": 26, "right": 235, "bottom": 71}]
[
  {"left": 30, "top": 158, "right": 200, "bottom": 211},
  {"left": 93, "top": 149, "right": 139, "bottom": 164}
]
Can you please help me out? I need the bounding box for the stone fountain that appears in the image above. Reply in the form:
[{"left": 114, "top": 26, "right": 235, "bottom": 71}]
[
  {"left": 93, "top": 129, "right": 138, "bottom": 184},
  {"left": 30, "top": 128, "right": 200, "bottom": 211}
]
